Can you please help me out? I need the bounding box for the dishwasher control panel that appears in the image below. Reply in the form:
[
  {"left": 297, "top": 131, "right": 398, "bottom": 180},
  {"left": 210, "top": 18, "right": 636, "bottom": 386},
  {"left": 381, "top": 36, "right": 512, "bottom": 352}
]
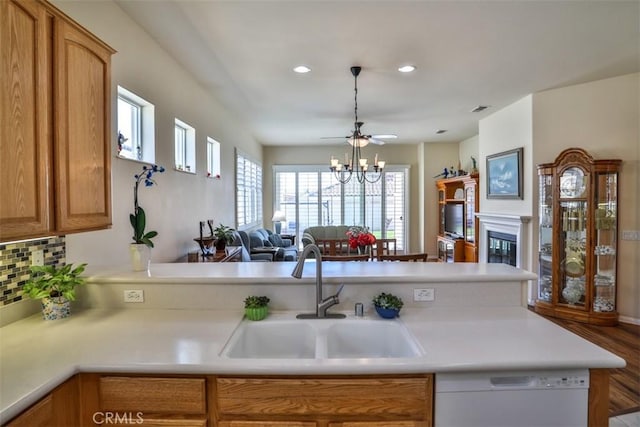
[
  {"left": 535, "top": 374, "right": 589, "bottom": 388},
  {"left": 437, "top": 369, "right": 590, "bottom": 392}
]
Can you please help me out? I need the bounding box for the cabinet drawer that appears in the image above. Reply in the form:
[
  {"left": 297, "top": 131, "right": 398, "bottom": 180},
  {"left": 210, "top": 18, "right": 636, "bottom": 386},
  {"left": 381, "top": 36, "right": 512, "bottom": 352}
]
[
  {"left": 216, "top": 376, "right": 432, "bottom": 418},
  {"left": 219, "top": 422, "right": 316, "bottom": 427},
  {"left": 122, "top": 419, "right": 206, "bottom": 427},
  {"left": 329, "top": 423, "right": 428, "bottom": 427},
  {"left": 99, "top": 377, "right": 206, "bottom": 414}
]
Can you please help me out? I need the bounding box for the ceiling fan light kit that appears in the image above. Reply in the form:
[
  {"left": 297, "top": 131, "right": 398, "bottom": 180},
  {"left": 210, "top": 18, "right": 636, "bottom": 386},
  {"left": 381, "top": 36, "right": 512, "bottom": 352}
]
[{"left": 327, "top": 66, "right": 396, "bottom": 184}]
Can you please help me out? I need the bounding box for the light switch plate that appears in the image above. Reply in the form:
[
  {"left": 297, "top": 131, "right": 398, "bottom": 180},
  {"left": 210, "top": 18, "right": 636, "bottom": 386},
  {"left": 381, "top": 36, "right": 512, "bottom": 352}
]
[{"left": 621, "top": 230, "right": 640, "bottom": 241}]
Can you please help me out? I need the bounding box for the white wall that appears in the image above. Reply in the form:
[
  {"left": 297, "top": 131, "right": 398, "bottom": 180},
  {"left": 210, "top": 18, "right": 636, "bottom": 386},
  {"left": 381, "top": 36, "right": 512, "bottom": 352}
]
[
  {"left": 52, "top": 0, "right": 263, "bottom": 266},
  {"left": 421, "top": 143, "right": 461, "bottom": 255},
  {"left": 459, "top": 135, "right": 479, "bottom": 174},
  {"left": 479, "top": 95, "right": 534, "bottom": 217}
]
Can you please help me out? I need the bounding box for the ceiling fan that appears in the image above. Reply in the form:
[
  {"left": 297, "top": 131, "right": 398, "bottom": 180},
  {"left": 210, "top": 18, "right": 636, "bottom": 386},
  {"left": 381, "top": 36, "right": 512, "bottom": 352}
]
[{"left": 322, "top": 66, "right": 397, "bottom": 146}]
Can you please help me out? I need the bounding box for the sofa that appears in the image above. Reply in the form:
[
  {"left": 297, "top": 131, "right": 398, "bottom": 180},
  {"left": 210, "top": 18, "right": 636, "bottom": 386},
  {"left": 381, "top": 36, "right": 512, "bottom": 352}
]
[
  {"left": 249, "top": 228, "right": 298, "bottom": 261},
  {"left": 230, "top": 231, "right": 272, "bottom": 262},
  {"left": 302, "top": 225, "right": 351, "bottom": 255}
]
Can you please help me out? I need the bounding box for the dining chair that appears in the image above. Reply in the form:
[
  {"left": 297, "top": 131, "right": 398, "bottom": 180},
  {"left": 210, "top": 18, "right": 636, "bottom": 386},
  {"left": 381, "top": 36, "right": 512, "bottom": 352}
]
[
  {"left": 322, "top": 254, "right": 371, "bottom": 262},
  {"left": 375, "top": 238, "right": 397, "bottom": 260},
  {"left": 379, "top": 253, "right": 431, "bottom": 262}
]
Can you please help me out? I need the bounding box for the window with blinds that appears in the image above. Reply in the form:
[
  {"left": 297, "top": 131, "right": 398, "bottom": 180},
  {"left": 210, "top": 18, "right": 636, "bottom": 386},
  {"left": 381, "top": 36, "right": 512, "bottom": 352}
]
[
  {"left": 273, "top": 166, "right": 408, "bottom": 251},
  {"left": 236, "top": 151, "right": 263, "bottom": 229}
]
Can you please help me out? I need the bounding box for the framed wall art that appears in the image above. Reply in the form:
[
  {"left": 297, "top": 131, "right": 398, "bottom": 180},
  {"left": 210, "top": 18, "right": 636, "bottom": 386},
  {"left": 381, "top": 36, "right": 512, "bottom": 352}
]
[{"left": 486, "top": 147, "right": 523, "bottom": 199}]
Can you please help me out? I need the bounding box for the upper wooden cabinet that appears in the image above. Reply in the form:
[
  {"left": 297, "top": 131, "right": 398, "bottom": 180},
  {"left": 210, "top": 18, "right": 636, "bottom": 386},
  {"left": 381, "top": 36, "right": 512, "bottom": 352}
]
[{"left": 0, "top": 0, "right": 114, "bottom": 242}]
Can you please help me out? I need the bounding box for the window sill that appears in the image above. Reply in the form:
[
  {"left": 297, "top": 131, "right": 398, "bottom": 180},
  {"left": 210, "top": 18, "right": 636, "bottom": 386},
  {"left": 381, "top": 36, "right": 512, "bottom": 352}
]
[{"left": 175, "top": 167, "right": 196, "bottom": 175}]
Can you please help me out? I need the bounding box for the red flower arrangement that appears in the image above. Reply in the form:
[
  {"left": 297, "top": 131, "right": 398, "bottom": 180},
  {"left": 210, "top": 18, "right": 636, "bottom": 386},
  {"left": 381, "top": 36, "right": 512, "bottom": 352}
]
[{"left": 346, "top": 226, "right": 376, "bottom": 249}]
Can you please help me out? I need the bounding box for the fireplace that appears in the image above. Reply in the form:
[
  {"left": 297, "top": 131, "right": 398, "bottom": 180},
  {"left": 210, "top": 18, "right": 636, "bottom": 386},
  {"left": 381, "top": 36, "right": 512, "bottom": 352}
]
[
  {"left": 477, "top": 213, "right": 531, "bottom": 268},
  {"left": 487, "top": 231, "right": 517, "bottom": 266},
  {"left": 477, "top": 212, "right": 533, "bottom": 304}
]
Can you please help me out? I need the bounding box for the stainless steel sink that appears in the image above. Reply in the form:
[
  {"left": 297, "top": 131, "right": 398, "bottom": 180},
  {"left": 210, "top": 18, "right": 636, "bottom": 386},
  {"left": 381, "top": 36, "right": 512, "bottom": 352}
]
[{"left": 221, "top": 316, "right": 423, "bottom": 359}]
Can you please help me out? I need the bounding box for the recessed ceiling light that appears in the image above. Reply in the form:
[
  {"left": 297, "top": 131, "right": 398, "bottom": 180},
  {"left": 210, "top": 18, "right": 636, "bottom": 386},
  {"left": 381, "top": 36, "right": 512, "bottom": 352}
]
[
  {"left": 436, "top": 129, "right": 447, "bottom": 134},
  {"left": 293, "top": 65, "right": 311, "bottom": 73},
  {"left": 398, "top": 65, "right": 416, "bottom": 73}
]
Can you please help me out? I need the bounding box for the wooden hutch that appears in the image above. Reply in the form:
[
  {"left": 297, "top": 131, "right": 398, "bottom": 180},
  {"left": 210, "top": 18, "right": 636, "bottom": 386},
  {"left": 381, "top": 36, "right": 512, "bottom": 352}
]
[{"left": 436, "top": 173, "right": 479, "bottom": 262}]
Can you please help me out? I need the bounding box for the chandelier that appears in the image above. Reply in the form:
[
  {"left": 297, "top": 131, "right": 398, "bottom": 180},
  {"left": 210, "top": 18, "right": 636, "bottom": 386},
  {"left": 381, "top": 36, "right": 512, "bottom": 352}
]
[{"left": 327, "top": 67, "right": 395, "bottom": 184}]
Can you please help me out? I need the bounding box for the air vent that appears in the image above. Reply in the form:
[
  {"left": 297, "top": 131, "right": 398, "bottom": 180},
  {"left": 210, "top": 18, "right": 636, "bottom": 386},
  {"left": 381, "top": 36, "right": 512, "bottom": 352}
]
[
  {"left": 471, "top": 105, "right": 489, "bottom": 113},
  {"left": 436, "top": 129, "right": 447, "bottom": 134}
]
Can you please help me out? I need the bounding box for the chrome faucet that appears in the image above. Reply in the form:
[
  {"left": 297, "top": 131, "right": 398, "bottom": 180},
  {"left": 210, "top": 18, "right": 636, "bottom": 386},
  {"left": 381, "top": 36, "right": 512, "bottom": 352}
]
[{"left": 291, "top": 244, "right": 346, "bottom": 319}]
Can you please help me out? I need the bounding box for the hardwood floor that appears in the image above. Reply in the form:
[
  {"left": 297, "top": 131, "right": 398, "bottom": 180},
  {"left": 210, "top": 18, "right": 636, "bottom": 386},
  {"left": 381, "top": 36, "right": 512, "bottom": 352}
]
[{"left": 537, "top": 313, "right": 640, "bottom": 416}]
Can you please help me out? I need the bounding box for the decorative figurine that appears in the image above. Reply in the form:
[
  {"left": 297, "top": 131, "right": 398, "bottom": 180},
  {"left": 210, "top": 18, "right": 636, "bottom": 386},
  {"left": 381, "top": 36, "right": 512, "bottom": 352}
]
[
  {"left": 117, "top": 131, "right": 128, "bottom": 154},
  {"left": 433, "top": 168, "right": 450, "bottom": 179}
]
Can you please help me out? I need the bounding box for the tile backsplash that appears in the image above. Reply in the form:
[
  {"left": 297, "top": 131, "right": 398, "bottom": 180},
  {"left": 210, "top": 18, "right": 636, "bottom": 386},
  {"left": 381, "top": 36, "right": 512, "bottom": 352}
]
[{"left": 0, "top": 237, "right": 66, "bottom": 306}]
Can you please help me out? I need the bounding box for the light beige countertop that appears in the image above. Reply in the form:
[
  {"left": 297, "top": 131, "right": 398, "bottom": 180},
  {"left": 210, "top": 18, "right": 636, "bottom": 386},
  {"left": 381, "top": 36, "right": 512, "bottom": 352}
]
[
  {"left": 85, "top": 261, "right": 538, "bottom": 284},
  {"left": 0, "top": 305, "right": 625, "bottom": 422}
]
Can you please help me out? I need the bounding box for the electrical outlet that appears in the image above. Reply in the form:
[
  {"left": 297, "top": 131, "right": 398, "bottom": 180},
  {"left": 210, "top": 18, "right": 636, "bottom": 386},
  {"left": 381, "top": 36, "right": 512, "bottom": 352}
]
[
  {"left": 31, "top": 249, "right": 44, "bottom": 266},
  {"left": 621, "top": 230, "right": 640, "bottom": 241},
  {"left": 124, "top": 290, "right": 144, "bottom": 303},
  {"left": 414, "top": 288, "right": 435, "bottom": 302}
]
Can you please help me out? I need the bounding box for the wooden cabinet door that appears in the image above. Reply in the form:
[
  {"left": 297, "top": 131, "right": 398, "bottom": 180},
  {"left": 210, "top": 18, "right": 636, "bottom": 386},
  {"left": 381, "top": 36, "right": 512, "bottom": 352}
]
[
  {"left": 6, "top": 395, "right": 53, "bottom": 427},
  {"left": 0, "top": 0, "right": 53, "bottom": 241},
  {"left": 6, "top": 374, "right": 79, "bottom": 426},
  {"left": 53, "top": 17, "right": 112, "bottom": 233}
]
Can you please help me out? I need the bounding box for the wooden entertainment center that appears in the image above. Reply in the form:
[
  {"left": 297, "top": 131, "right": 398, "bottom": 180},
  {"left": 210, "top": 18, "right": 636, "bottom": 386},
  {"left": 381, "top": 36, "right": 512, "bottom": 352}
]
[{"left": 436, "top": 173, "right": 479, "bottom": 262}]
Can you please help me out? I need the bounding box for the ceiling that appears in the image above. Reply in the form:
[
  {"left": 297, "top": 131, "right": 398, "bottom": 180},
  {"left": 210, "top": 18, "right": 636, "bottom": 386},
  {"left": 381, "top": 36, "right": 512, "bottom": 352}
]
[{"left": 115, "top": 1, "right": 639, "bottom": 147}]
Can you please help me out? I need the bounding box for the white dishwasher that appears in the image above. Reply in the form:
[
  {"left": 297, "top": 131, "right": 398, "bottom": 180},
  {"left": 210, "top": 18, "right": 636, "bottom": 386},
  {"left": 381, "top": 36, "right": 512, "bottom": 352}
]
[{"left": 435, "top": 369, "right": 589, "bottom": 427}]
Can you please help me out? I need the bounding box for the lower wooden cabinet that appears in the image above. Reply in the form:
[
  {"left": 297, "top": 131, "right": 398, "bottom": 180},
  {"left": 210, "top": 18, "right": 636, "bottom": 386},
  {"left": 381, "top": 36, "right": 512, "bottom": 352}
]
[
  {"left": 213, "top": 375, "right": 433, "bottom": 426},
  {"left": 218, "top": 423, "right": 425, "bottom": 427},
  {"left": 329, "top": 423, "right": 428, "bottom": 427},
  {"left": 218, "top": 423, "right": 316, "bottom": 427},
  {"left": 3, "top": 370, "right": 607, "bottom": 427},
  {"left": 436, "top": 236, "right": 465, "bottom": 262},
  {"left": 6, "top": 376, "right": 79, "bottom": 426},
  {"left": 79, "top": 374, "right": 208, "bottom": 426}
]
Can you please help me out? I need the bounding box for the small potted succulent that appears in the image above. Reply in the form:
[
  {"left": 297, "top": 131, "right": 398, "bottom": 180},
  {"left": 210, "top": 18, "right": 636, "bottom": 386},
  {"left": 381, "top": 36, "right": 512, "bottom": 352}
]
[
  {"left": 213, "top": 223, "right": 236, "bottom": 251},
  {"left": 372, "top": 292, "right": 404, "bottom": 319},
  {"left": 244, "top": 296, "right": 270, "bottom": 321},
  {"left": 23, "top": 263, "right": 87, "bottom": 320}
]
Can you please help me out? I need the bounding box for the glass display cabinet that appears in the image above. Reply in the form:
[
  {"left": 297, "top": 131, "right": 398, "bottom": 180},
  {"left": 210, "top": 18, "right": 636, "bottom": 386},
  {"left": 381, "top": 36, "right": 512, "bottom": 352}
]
[{"left": 535, "top": 148, "right": 621, "bottom": 325}]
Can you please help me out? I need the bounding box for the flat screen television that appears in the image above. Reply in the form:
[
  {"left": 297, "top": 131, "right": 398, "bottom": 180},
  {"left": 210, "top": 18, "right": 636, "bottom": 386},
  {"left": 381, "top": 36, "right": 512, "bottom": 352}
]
[{"left": 444, "top": 204, "right": 464, "bottom": 238}]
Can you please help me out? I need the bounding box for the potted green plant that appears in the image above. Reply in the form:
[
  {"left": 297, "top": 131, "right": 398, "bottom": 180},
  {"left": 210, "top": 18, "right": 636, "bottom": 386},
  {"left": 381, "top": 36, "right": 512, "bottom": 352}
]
[
  {"left": 372, "top": 292, "right": 404, "bottom": 319},
  {"left": 23, "top": 263, "right": 87, "bottom": 320},
  {"left": 214, "top": 223, "right": 236, "bottom": 251},
  {"left": 244, "top": 296, "right": 270, "bottom": 321}
]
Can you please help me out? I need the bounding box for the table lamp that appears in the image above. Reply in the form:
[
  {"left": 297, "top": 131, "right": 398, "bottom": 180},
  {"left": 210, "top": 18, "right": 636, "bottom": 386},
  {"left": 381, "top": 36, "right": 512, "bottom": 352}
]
[{"left": 271, "top": 210, "right": 286, "bottom": 234}]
